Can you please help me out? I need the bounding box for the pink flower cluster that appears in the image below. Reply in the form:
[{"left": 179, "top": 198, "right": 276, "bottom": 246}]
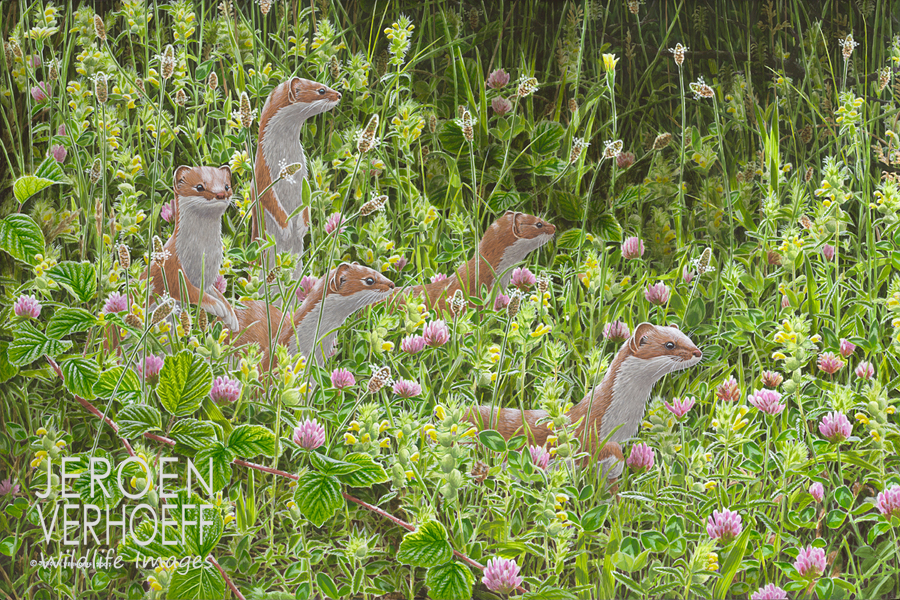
[
  {"left": 839, "top": 338, "right": 855, "bottom": 357},
  {"left": 817, "top": 351, "right": 845, "bottom": 375},
  {"left": 664, "top": 396, "right": 696, "bottom": 419},
  {"left": 645, "top": 282, "right": 670, "bottom": 306},
  {"left": 423, "top": 320, "right": 449, "bottom": 347},
  {"left": 855, "top": 361, "right": 874, "bottom": 380},
  {"left": 494, "top": 292, "right": 511, "bottom": 311},
  {"left": 325, "top": 212, "right": 346, "bottom": 235},
  {"left": 621, "top": 236, "right": 644, "bottom": 259},
  {"left": 330, "top": 368, "right": 355, "bottom": 390},
  {"left": 296, "top": 275, "right": 319, "bottom": 303},
  {"left": 809, "top": 482, "right": 825, "bottom": 503},
  {"left": 716, "top": 376, "right": 740, "bottom": 403},
  {"left": 626, "top": 442, "right": 654, "bottom": 472},
  {"left": 486, "top": 68, "right": 510, "bottom": 89},
  {"left": 292, "top": 418, "right": 326, "bottom": 450},
  {"left": 211, "top": 375, "right": 241, "bottom": 403},
  {"left": 392, "top": 379, "right": 422, "bottom": 398},
  {"left": 793, "top": 544, "right": 826, "bottom": 580},
  {"left": 137, "top": 354, "right": 164, "bottom": 385},
  {"left": 748, "top": 389, "right": 785, "bottom": 416},
  {"left": 603, "top": 321, "right": 630, "bottom": 342},
  {"left": 510, "top": 267, "right": 535, "bottom": 290},
  {"left": 400, "top": 334, "right": 425, "bottom": 354},
  {"left": 529, "top": 445, "right": 550, "bottom": 470},
  {"left": 876, "top": 484, "right": 900, "bottom": 519},
  {"left": 750, "top": 584, "right": 787, "bottom": 600},
  {"left": 818, "top": 411, "right": 851, "bottom": 443},
  {"left": 14, "top": 294, "right": 41, "bottom": 319},
  {"left": 706, "top": 508, "right": 742, "bottom": 543},
  {"left": 481, "top": 557, "right": 522, "bottom": 594},
  {"left": 160, "top": 201, "right": 174, "bottom": 223},
  {"left": 102, "top": 292, "right": 128, "bottom": 314}
]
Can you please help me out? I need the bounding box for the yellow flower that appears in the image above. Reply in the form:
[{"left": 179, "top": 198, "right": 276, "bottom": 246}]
[
  {"left": 36, "top": 427, "right": 47, "bottom": 436},
  {"left": 855, "top": 413, "right": 869, "bottom": 425},
  {"left": 434, "top": 405, "right": 446, "bottom": 421},
  {"left": 704, "top": 481, "right": 718, "bottom": 490},
  {"left": 381, "top": 341, "right": 395, "bottom": 352},
  {"left": 602, "top": 53, "right": 619, "bottom": 72},
  {"left": 772, "top": 352, "right": 787, "bottom": 360},
  {"left": 344, "top": 433, "right": 358, "bottom": 445},
  {"left": 379, "top": 438, "right": 391, "bottom": 448},
  {"left": 348, "top": 421, "right": 360, "bottom": 432}
]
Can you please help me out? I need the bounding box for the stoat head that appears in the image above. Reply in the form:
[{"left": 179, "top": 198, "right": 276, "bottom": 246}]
[
  {"left": 626, "top": 322, "right": 703, "bottom": 374},
  {"left": 287, "top": 77, "right": 342, "bottom": 112},
  {"left": 506, "top": 211, "right": 556, "bottom": 241},
  {"left": 173, "top": 165, "right": 233, "bottom": 214},
  {"left": 326, "top": 262, "right": 396, "bottom": 298}
]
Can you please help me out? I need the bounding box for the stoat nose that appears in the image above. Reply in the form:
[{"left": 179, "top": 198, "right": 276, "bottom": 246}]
[
  {"left": 692, "top": 349, "right": 702, "bottom": 358},
  {"left": 215, "top": 192, "right": 226, "bottom": 200},
  {"left": 335, "top": 91, "right": 342, "bottom": 100},
  {"left": 388, "top": 282, "right": 395, "bottom": 289}
]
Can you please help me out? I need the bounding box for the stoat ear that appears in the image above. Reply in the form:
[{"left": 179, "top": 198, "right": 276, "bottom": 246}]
[
  {"left": 328, "top": 262, "right": 353, "bottom": 293},
  {"left": 508, "top": 211, "right": 524, "bottom": 239},
  {"left": 218, "top": 165, "right": 232, "bottom": 183},
  {"left": 670, "top": 323, "right": 679, "bottom": 330},
  {"left": 287, "top": 77, "right": 304, "bottom": 103},
  {"left": 173, "top": 165, "right": 191, "bottom": 189},
  {"left": 629, "top": 322, "right": 655, "bottom": 353}
]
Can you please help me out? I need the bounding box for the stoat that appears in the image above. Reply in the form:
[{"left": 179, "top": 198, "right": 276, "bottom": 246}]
[
  {"left": 466, "top": 323, "right": 703, "bottom": 478},
  {"left": 144, "top": 165, "right": 238, "bottom": 330},
  {"left": 236, "top": 262, "right": 395, "bottom": 369},
  {"left": 393, "top": 211, "right": 555, "bottom": 313},
  {"left": 251, "top": 77, "right": 341, "bottom": 278}
]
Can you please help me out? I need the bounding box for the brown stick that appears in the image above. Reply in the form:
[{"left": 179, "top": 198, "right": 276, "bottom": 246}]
[{"left": 55, "top": 359, "right": 518, "bottom": 591}]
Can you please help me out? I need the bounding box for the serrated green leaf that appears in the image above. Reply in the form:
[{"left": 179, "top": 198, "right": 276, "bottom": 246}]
[
  {"left": 60, "top": 357, "right": 99, "bottom": 399},
  {"left": 309, "top": 451, "right": 363, "bottom": 477},
  {"left": 531, "top": 120, "right": 565, "bottom": 155},
  {"left": 227, "top": 424, "right": 276, "bottom": 458},
  {"left": 170, "top": 419, "right": 218, "bottom": 450},
  {"left": 47, "top": 308, "right": 97, "bottom": 339},
  {"left": 93, "top": 366, "right": 143, "bottom": 405},
  {"left": 9, "top": 322, "right": 72, "bottom": 366},
  {"left": 116, "top": 405, "right": 162, "bottom": 439},
  {"left": 397, "top": 520, "right": 453, "bottom": 568},
  {"left": 554, "top": 190, "right": 584, "bottom": 221},
  {"left": 157, "top": 350, "right": 212, "bottom": 416},
  {"left": 521, "top": 588, "right": 577, "bottom": 600},
  {"left": 167, "top": 562, "right": 225, "bottom": 600},
  {"left": 173, "top": 490, "right": 224, "bottom": 558},
  {"left": 118, "top": 520, "right": 185, "bottom": 562},
  {"left": 425, "top": 561, "right": 474, "bottom": 600},
  {"left": 293, "top": 472, "right": 342, "bottom": 527},
  {"left": 556, "top": 228, "right": 584, "bottom": 250},
  {"left": 73, "top": 450, "right": 123, "bottom": 510},
  {"left": 438, "top": 120, "right": 466, "bottom": 154},
  {"left": 13, "top": 175, "right": 55, "bottom": 204},
  {"left": 48, "top": 261, "right": 97, "bottom": 304},
  {"left": 337, "top": 453, "right": 390, "bottom": 487},
  {"left": 34, "top": 155, "right": 67, "bottom": 183},
  {"left": 487, "top": 190, "right": 524, "bottom": 213},
  {"left": 0, "top": 342, "right": 19, "bottom": 383},
  {"left": 193, "top": 442, "right": 235, "bottom": 492},
  {"left": 0, "top": 214, "right": 44, "bottom": 264},
  {"left": 594, "top": 213, "right": 623, "bottom": 242}
]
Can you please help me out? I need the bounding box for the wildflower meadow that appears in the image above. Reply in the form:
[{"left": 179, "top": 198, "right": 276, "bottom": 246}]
[{"left": 1, "top": 1, "right": 900, "bottom": 599}]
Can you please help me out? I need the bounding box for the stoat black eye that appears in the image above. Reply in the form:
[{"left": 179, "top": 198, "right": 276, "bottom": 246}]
[
  {"left": 224, "top": 184, "right": 230, "bottom": 191},
  {"left": 536, "top": 222, "right": 543, "bottom": 228},
  {"left": 365, "top": 277, "right": 375, "bottom": 285},
  {"left": 318, "top": 88, "right": 326, "bottom": 95},
  {"left": 195, "top": 184, "right": 204, "bottom": 192},
  {"left": 665, "top": 342, "right": 675, "bottom": 350}
]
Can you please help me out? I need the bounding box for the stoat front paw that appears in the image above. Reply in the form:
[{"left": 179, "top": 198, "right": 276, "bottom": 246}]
[{"left": 203, "top": 295, "right": 239, "bottom": 331}]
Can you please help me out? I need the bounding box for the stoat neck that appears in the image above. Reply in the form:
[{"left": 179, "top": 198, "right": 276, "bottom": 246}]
[
  {"left": 457, "top": 234, "right": 548, "bottom": 294},
  {"left": 289, "top": 287, "right": 389, "bottom": 366},
  {"left": 569, "top": 349, "right": 675, "bottom": 444},
  {"left": 260, "top": 102, "right": 316, "bottom": 212},
  {"left": 174, "top": 196, "right": 225, "bottom": 290}
]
